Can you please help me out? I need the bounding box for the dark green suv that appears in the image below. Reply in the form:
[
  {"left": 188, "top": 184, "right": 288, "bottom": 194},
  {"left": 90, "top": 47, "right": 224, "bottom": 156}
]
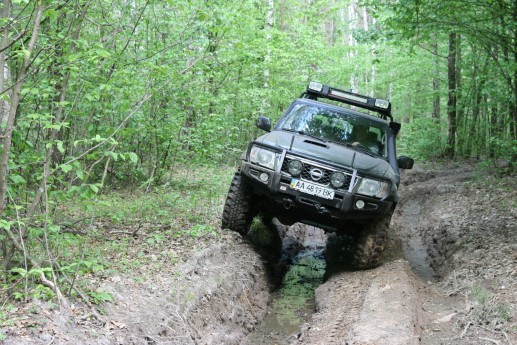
[{"left": 222, "top": 82, "right": 413, "bottom": 269}]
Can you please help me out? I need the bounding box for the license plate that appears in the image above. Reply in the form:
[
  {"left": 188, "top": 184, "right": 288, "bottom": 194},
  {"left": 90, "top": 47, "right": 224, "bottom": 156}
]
[{"left": 290, "top": 179, "right": 335, "bottom": 200}]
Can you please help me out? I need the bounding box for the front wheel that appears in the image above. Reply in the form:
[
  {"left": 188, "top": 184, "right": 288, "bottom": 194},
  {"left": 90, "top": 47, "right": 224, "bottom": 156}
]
[{"left": 221, "top": 172, "right": 256, "bottom": 235}]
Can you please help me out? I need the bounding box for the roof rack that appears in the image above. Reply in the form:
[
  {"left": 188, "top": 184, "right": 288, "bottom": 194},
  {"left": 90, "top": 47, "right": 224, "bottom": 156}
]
[{"left": 300, "top": 82, "right": 393, "bottom": 120}]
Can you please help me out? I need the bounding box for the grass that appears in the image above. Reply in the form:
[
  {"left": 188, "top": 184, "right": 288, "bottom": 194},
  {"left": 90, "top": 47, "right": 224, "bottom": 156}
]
[
  {"left": 470, "top": 285, "right": 513, "bottom": 327},
  {"left": 1, "top": 165, "right": 236, "bottom": 306},
  {"left": 92, "top": 165, "right": 235, "bottom": 226}
]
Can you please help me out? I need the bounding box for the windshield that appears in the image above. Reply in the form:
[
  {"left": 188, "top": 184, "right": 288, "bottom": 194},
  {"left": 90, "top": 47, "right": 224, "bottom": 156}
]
[{"left": 276, "top": 102, "right": 388, "bottom": 157}]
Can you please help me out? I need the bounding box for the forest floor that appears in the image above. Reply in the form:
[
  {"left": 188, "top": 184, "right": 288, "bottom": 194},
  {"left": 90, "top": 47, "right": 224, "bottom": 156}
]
[{"left": 1, "top": 162, "right": 516, "bottom": 345}]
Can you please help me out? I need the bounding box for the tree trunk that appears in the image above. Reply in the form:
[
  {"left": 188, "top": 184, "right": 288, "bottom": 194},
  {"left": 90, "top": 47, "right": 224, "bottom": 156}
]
[
  {"left": 445, "top": 32, "right": 457, "bottom": 159},
  {"left": 0, "top": 4, "right": 44, "bottom": 218},
  {"left": 0, "top": 0, "right": 11, "bottom": 132},
  {"left": 264, "top": 0, "right": 274, "bottom": 88},
  {"left": 511, "top": 0, "right": 517, "bottom": 171},
  {"left": 431, "top": 41, "right": 440, "bottom": 121},
  {"left": 262, "top": 0, "right": 274, "bottom": 112},
  {"left": 455, "top": 34, "right": 464, "bottom": 156}
]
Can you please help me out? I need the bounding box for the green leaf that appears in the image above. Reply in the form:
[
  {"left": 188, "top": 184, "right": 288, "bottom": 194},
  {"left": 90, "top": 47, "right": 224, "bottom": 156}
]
[
  {"left": 128, "top": 152, "right": 138, "bottom": 164},
  {"left": 89, "top": 184, "right": 99, "bottom": 193},
  {"left": 0, "top": 219, "right": 12, "bottom": 230},
  {"left": 88, "top": 291, "right": 113, "bottom": 304},
  {"left": 28, "top": 268, "right": 44, "bottom": 277},
  {"left": 9, "top": 174, "right": 26, "bottom": 185},
  {"left": 10, "top": 268, "right": 27, "bottom": 277},
  {"left": 44, "top": 9, "right": 59, "bottom": 20},
  {"left": 76, "top": 170, "right": 85, "bottom": 181},
  {"left": 56, "top": 141, "right": 65, "bottom": 153},
  {"left": 59, "top": 164, "right": 73, "bottom": 173},
  {"left": 105, "top": 151, "right": 118, "bottom": 161}
]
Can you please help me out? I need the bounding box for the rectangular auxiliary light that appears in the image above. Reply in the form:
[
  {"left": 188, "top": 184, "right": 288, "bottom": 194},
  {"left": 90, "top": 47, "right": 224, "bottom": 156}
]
[
  {"left": 330, "top": 90, "right": 368, "bottom": 104},
  {"left": 375, "top": 99, "right": 390, "bottom": 109},
  {"left": 308, "top": 81, "right": 323, "bottom": 92}
]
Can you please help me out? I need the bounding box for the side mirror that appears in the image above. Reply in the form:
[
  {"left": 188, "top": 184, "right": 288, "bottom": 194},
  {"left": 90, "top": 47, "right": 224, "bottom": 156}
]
[
  {"left": 256, "top": 116, "right": 271, "bottom": 132},
  {"left": 397, "top": 156, "right": 414, "bottom": 170}
]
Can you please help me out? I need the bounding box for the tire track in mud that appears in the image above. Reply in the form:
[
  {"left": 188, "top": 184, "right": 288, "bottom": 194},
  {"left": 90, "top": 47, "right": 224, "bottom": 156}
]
[
  {"left": 299, "top": 271, "right": 369, "bottom": 344},
  {"left": 294, "top": 168, "right": 471, "bottom": 345},
  {"left": 298, "top": 260, "right": 422, "bottom": 345}
]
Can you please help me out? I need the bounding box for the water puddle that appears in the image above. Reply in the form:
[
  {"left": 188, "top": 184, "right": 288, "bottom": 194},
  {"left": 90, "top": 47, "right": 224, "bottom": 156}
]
[
  {"left": 244, "top": 249, "right": 325, "bottom": 344},
  {"left": 243, "top": 230, "right": 326, "bottom": 345}
]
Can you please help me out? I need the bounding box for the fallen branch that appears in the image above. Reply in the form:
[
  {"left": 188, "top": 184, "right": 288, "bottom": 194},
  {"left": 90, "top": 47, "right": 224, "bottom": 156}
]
[
  {"left": 503, "top": 332, "right": 513, "bottom": 345},
  {"left": 479, "top": 337, "right": 500, "bottom": 345},
  {"left": 460, "top": 321, "right": 471, "bottom": 339},
  {"left": 55, "top": 262, "right": 105, "bottom": 325}
]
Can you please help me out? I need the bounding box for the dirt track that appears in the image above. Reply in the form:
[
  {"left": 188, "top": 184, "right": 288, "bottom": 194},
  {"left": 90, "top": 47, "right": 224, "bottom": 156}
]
[
  {"left": 297, "top": 164, "right": 516, "bottom": 345},
  {"left": 3, "top": 164, "right": 516, "bottom": 344},
  {"left": 299, "top": 259, "right": 422, "bottom": 345}
]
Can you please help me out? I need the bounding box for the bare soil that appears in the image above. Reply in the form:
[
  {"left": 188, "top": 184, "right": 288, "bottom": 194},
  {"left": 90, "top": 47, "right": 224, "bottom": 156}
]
[{"left": 2, "top": 163, "right": 516, "bottom": 345}]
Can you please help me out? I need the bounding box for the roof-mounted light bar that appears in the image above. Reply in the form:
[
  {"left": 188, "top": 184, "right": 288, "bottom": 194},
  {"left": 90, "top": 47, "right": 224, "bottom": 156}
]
[{"left": 304, "top": 82, "right": 392, "bottom": 120}]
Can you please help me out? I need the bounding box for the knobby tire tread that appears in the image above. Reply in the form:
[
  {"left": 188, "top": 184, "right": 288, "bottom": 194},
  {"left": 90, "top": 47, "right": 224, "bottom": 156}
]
[
  {"left": 352, "top": 213, "right": 392, "bottom": 270},
  {"left": 221, "top": 172, "right": 254, "bottom": 235}
]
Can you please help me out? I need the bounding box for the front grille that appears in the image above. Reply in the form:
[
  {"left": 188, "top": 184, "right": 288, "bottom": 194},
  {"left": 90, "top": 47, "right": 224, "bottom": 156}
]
[{"left": 281, "top": 156, "right": 354, "bottom": 190}]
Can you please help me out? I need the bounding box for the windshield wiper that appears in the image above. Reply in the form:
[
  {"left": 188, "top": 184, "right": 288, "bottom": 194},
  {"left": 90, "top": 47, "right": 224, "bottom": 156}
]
[
  {"left": 350, "top": 143, "right": 377, "bottom": 157},
  {"left": 326, "top": 140, "right": 352, "bottom": 148},
  {"left": 281, "top": 128, "right": 326, "bottom": 143}
]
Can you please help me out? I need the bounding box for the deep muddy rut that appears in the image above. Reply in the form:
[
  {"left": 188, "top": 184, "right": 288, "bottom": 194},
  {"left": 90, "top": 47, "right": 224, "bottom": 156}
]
[
  {"left": 243, "top": 247, "right": 326, "bottom": 345},
  {"left": 238, "top": 164, "right": 516, "bottom": 345},
  {"left": 4, "top": 165, "right": 516, "bottom": 345}
]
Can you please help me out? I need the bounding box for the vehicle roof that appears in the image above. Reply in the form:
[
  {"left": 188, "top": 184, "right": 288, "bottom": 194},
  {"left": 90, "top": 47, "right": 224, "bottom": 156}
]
[{"left": 292, "top": 98, "right": 390, "bottom": 126}]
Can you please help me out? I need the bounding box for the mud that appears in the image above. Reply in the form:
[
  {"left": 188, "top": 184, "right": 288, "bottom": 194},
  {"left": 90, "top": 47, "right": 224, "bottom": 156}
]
[
  {"left": 243, "top": 246, "right": 325, "bottom": 344},
  {"left": 2, "top": 164, "right": 516, "bottom": 345}
]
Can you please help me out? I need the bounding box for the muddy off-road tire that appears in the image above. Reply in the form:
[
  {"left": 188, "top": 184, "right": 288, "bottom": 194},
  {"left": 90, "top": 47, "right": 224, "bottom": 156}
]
[
  {"left": 324, "top": 233, "right": 356, "bottom": 276},
  {"left": 221, "top": 172, "right": 256, "bottom": 235},
  {"left": 352, "top": 213, "right": 392, "bottom": 270}
]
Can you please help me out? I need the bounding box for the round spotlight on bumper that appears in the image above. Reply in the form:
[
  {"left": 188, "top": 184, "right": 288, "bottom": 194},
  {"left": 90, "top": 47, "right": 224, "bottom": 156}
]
[
  {"left": 355, "top": 199, "right": 365, "bottom": 209},
  {"left": 259, "top": 172, "right": 269, "bottom": 182},
  {"left": 288, "top": 160, "right": 303, "bottom": 176}
]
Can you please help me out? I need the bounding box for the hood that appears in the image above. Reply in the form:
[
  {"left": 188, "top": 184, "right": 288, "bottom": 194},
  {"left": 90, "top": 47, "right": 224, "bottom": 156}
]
[{"left": 256, "top": 130, "right": 395, "bottom": 180}]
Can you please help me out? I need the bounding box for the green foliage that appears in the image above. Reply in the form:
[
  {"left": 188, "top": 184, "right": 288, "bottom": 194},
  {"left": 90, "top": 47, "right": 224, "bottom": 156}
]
[
  {"left": 1, "top": 0, "right": 514, "bottom": 308},
  {"left": 87, "top": 291, "right": 113, "bottom": 305},
  {"left": 399, "top": 118, "right": 447, "bottom": 160},
  {"left": 12, "top": 283, "right": 56, "bottom": 302},
  {"left": 88, "top": 166, "right": 233, "bottom": 226},
  {"left": 368, "top": 0, "right": 516, "bottom": 160},
  {"left": 184, "top": 225, "right": 217, "bottom": 238},
  {"left": 59, "top": 260, "right": 105, "bottom": 276}
]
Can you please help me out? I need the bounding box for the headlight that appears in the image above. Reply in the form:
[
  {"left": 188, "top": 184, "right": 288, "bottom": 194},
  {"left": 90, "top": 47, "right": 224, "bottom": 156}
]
[
  {"left": 288, "top": 160, "right": 303, "bottom": 176},
  {"left": 249, "top": 146, "right": 276, "bottom": 170},
  {"left": 357, "top": 178, "right": 389, "bottom": 198},
  {"left": 330, "top": 172, "right": 346, "bottom": 188}
]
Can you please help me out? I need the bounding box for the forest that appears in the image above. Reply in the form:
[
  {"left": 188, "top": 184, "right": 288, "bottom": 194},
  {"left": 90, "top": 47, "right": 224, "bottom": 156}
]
[{"left": 0, "top": 0, "right": 515, "bottom": 322}]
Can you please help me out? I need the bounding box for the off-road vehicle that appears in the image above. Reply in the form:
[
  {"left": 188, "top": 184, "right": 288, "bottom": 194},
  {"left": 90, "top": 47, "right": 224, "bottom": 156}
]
[{"left": 222, "top": 82, "right": 414, "bottom": 269}]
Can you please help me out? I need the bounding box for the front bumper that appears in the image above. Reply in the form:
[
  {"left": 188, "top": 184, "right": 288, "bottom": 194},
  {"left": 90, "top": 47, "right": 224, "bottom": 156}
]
[{"left": 241, "top": 161, "right": 394, "bottom": 226}]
